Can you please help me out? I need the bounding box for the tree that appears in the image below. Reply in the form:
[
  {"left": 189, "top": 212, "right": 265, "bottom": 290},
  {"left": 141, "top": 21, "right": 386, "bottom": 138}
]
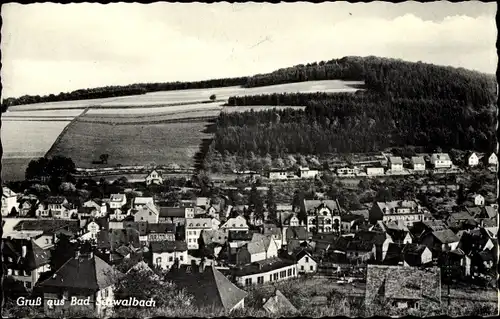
[
  {"left": 209, "top": 94, "right": 216, "bottom": 101},
  {"left": 59, "top": 182, "right": 76, "bottom": 194},
  {"left": 100, "top": 154, "right": 109, "bottom": 164},
  {"left": 266, "top": 185, "right": 278, "bottom": 223},
  {"left": 49, "top": 234, "right": 78, "bottom": 272}
]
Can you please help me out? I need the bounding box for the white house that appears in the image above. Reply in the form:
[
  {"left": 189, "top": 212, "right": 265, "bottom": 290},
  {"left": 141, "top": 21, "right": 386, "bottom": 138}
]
[
  {"left": 233, "top": 258, "right": 298, "bottom": 287},
  {"left": 267, "top": 169, "right": 289, "bottom": 180},
  {"left": 186, "top": 218, "right": 213, "bottom": 250},
  {"left": 236, "top": 233, "right": 280, "bottom": 264},
  {"left": 468, "top": 194, "right": 485, "bottom": 206},
  {"left": 487, "top": 153, "right": 498, "bottom": 166},
  {"left": 388, "top": 157, "right": 403, "bottom": 171},
  {"left": 145, "top": 170, "right": 163, "bottom": 186},
  {"left": 86, "top": 221, "right": 101, "bottom": 240},
  {"left": 221, "top": 215, "right": 249, "bottom": 232},
  {"left": 151, "top": 241, "right": 188, "bottom": 270},
  {"left": 467, "top": 152, "right": 480, "bottom": 167},
  {"left": 366, "top": 166, "right": 385, "bottom": 176},
  {"left": 109, "top": 194, "right": 127, "bottom": 209},
  {"left": 430, "top": 153, "right": 452, "bottom": 169},
  {"left": 297, "top": 167, "right": 319, "bottom": 179},
  {"left": 133, "top": 197, "right": 154, "bottom": 209},
  {"left": 295, "top": 250, "right": 317, "bottom": 274},
  {"left": 411, "top": 157, "right": 426, "bottom": 171},
  {"left": 2, "top": 187, "right": 18, "bottom": 216},
  {"left": 133, "top": 203, "right": 160, "bottom": 223}
]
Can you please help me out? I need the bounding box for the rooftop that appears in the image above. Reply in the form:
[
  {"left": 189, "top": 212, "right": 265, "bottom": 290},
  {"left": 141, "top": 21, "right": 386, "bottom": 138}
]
[
  {"left": 151, "top": 241, "right": 187, "bottom": 253},
  {"left": 232, "top": 257, "right": 296, "bottom": 277}
]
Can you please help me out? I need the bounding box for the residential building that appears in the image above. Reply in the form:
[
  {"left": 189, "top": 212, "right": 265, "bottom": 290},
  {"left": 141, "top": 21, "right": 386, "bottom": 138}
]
[
  {"left": 3, "top": 238, "right": 51, "bottom": 290},
  {"left": 284, "top": 226, "right": 309, "bottom": 248},
  {"left": 297, "top": 166, "right": 319, "bottom": 179},
  {"left": 109, "top": 194, "right": 127, "bottom": 209},
  {"left": 186, "top": 218, "right": 213, "bottom": 250},
  {"left": 221, "top": 215, "right": 249, "bottom": 232},
  {"left": 151, "top": 241, "right": 188, "bottom": 270},
  {"left": 336, "top": 167, "right": 357, "bottom": 176},
  {"left": 420, "top": 229, "right": 460, "bottom": 253},
  {"left": 353, "top": 230, "right": 393, "bottom": 261},
  {"left": 295, "top": 250, "right": 317, "bottom": 274},
  {"left": 262, "top": 223, "right": 282, "bottom": 249},
  {"left": 267, "top": 169, "right": 289, "bottom": 180},
  {"left": 147, "top": 223, "right": 176, "bottom": 242},
  {"left": 235, "top": 233, "right": 279, "bottom": 265},
  {"left": 158, "top": 206, "right": 186, "bottom": 225},
  {"left": 18, "top": 196, "right": 38, "bottom": 217},
  {"left": 301, "top": 199, "right": 342, "bottom": 234},
  {"left": 365, "top": 265, "right": 441, "bottom": 311},
  {"left": 430, "top": 153, "right": 452, "bottom": 169},
  {"left": 145, "top": 170, "right": 163, "bottom": 186},
  {"left": 369, "top": 200, "right": 424, "bottom": 226},
  {"left": 388, "top": 156, "right": 403, "bottom": 171},
  {"left": 467, "top": 193, "right": 485, "bottom": 206},
  {"left": 262, "top": 289, "right": 298, "bottom": 315},
  {"left": 340, "top": 214, "right": 365, "bottom": 233},
  {"left": 467, "top": 152, "right": 479, "bottom": 167},
  {"left": 2, "top": 186, "right": 18, "bottom": 216},
  {"left": 411, "top": 156, "right": 426, "bottom": 171},
  {"left": 384, "top": 243, "right": 432, "bottom": 267},
  {"left": 366, "top": 166, "right": 385, "bottom": 176},
  {"left": 83, "top": 200, "right": 107, "bottom": 217},
  {"left": 133, "top": 202, "right": 160, "bottom": 223},
  {"left": 487, "top": 153, "right": 497, "bottom": 167},
  {"left": 166, "top": 264, "right": 247, "bottom": 312},
  {"left": 38, "top": 251, "right": 122, "bottom": 317},
  {"left": 133, "top": 197, "right": 154, "bottom": 209},
  {"left": 40, "top": 196, "right": 75, "bottom": 219},
  {"left": 233, "top": 257, "right": 298, "bottom": 287}
]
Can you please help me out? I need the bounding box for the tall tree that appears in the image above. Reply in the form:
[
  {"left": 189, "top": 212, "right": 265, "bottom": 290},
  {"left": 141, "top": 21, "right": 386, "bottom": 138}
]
[{"left": 266, "top": 185, "right": 278, "bottom": 224}]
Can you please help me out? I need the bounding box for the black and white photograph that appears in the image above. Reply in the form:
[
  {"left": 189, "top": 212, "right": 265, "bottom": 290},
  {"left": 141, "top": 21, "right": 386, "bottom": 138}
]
[{"left": 0, "top": 1, "right": 498, "bottom": 318}]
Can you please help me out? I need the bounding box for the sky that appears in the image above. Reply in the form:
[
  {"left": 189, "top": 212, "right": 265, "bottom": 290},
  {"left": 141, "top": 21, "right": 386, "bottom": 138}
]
[{"left": 1, "top": 1, "right": 497, "bottom": 98}]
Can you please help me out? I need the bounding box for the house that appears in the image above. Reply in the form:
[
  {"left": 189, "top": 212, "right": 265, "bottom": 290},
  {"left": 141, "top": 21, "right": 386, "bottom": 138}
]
[
  {"left": 85, "top": 218, "right": 109, "bottom": 240},
  {"left": 365, "top": 265, "right": 441, "bottom": 311},
  {"left": 133, "top": 202, "right": 160, "bottom": 223},
  {"left": 446, "top": 211, "right": 475, "bottom": 229},
  {"left": 186, "top": 218, "right": 214, "bottom": 250},
  {"left": 83, "top": 200, "right": 107, "bottom": 217},
  {"left": 18, "top": 196, "right": 38, "bottom": 217},
  {"left": 295, "top": 250, "right": 317, "bottom": 274},
  {"left": 284, "top": 226, "right": 309, "bottom": 248},
  {"left": 370, "top": 200, "right": 424, "bottom": 226},
  {"left": 384, "top": 243, "right": 432, "bottom": 267},
  {"left": 133, "top": 197, "right": 154, "bottom": 209},
  {"left": 151, "top": 241, "right": 188, "bottom": 270},
  {"left": 145, "top": 170, "right": 163, "bottom": 186},
  {"left": 388, "top": 156, "right": 403, "bottom": 171},
  {"left": 2, "top": 186, "right": 18, "bottom": 216},
  {"left": 267, "top": 169, "right": 289, "bottom": 180},
  {"left": 262, "top": 223, "right": 282, "bottom": 248},
  {"left": 262, "top": 289, "right": 298, "bottom": 315},
  {"left": 467, "top": 193, "right": 485, "bottom": 206},
  {"left": 366, "top": 166, "right": 385, "bottom": 176},
  {"left": 233, "top": 257, "right": 298, "bottom": 287},
  {"left": 221, "top": 215, "right": 249, "bottom": 232},
  {"left": 179, "top": 202, "right": 196, "bottom": 218},
  {"left": 467, "top": 152, "right": 480, "bottom": 167},
  {"left": 297, "top": 166, "right": 319, "bottom": 179},
  {"left": 430, "top": 153, "right": 452, "bottom": 169},
  {"left": 158, "top": 206, "right": 186, "bottom": 225},
  {"left": 248, "top": 210, "right": 269, "bottom": 227},
  {"left": 166, "top": 264, "right": 247, "bottom": 312},
  {"left": 235, "top": 233, "right": 280, "bottom": 265},
  {"left": 373, "top": 221, "right": 412, "bottom": 244},
  {"left": 420, "top": 229, "right": 460, "bottom": 253},
  {"left": 147, "top": 223, "right": 176, "bottom": 242},
  {"left": 336, "top": 167, "right": 357, "bottom": 176},
  {"left": 38, "top": 251, "right": 122, "bottom": 317},
  {"left": 301, "top": 199, "right": 342, "bottom": 234},
  {"left": 109, "top": 194, "right": 127, "bottom": 209},
  {"left": 11, "top": 219, "right": 81, "bottom": 249},
  {"left": 411, "top": 156, "right": 426, "bottom": 171},
  {"left": 486, "top": 153, "right": 497, "bottom": 167},
  {"left": 340, "top": 214, "right": 365, "bottom": 233},
  {"left": 353, "top": 230, "right": 393, "bottom": 261},
  {"left": 345, "top": 241, "right": 375, "bottom": 263},
  {"left": 2, "top": 238, "right": 51, "bottom": 290},
  {"left": 42, "top": 196, "right": 75, "bottom": 219}
]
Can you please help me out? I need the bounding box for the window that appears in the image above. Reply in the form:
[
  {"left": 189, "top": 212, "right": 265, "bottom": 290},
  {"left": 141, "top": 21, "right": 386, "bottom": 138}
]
[
  {"left": 169, "top": 256, "right": 173, "bottom": 262},
  {"left": 310, "top": 266, "right": 314, "bottom": 271},
  {"left": 25, "top": 270, "right": 31, "bottom": 276},
  {"left": 244, "top": 278, "right": 252, "bottom": 286},
  {"left": 269, "top": 274, "right": 273, "bottom": 282},
  {"left": 293, "top": 268, "right": 295, "bottom": 275},
  {"left": 180, "top": 255, "right": 184, "bottom": 261},
  {"left": 149, "top": 212, "right": 152, "bottom": 216},
  {"left": 301, "top": 265, "right": 304, "bottom": 270},
  {"left": 141, "top": 217, "right": 144, "bottom": 221},
  {"left": 156, "top": 257, "right": 162, "bottom": 265},
  {"left": 273, "top": 273, "right": 278, "bottom": 281},
  {"left": 288, "top": 269, "right": 292, "bottom": 276},
  {"left": 305, "top": 257, "right": 309, "bottom": 263},
  {"left": 257, "top": 276, "right": 264, "bottom": 284}
]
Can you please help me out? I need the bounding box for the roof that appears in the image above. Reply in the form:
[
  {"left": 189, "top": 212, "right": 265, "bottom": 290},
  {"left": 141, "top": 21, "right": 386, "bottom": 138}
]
[
  {"left": 148, "top": 223, "right": 176, "bottom": 234},
  {"left": 432, "top": 229, "right": 459, "bottom": 244},
  {"left": 2, "top": 186, "right": 17, "bottom": 197},
  {"left": 350, "top": 209, "right": 370, "bottom": 220},
  {"left": 354, "top": 230, "right": 388, "bottom": 246},
  {"left": 146, "top": 170, "right": 162, "bottom": 178},
  {"left": 431, "top": 153, "right": 451, "bottom": 161},
  {"left": 389, "top": 156, "right": 403, "bottom": 164},
  {"left": 116, "top": 245, "right": 132, "bottom": 257},
  {"left": 422, "top": 220, "right": 448, "bottom": 232},
  {"left": 294, "top": 249, "right": 315, "bottom": 262},
  {"left": 449, "top": 211, "right": 474, "bottom": 221},
  {"left": 3, "top": 238, "right": 51, "bottom": 270},
  {"left": 341, "top": 214, "right": 364, "bottom": 222},
  {"left": 286, "top": 226, "right": 309, "bottom": 240},
  {"left": 303, "top": 200, "right": 341, "bottom": 214},
  {"left": 222, "top": 216, "right": 248, "bottom": 229},
  {"left": 186, "top": 218, "right": 213, "bottom": 229},
  {"left": 46, "top": 196, "right": 67, "bottom": 204},
  {"left": 346, "top": 240, "right": 373, "bottom": 252},
  {"left": 483, "top": 206, "right": 497, "bottom": 219},
  {"left": 375, "top": 200, "right": 419, "bottom": 214},
  {"left": 262, "top": 224, "right": 281, "bottom": 237},
  {"left": 39, "top": 254, "right": 121, "bottom": 290},
  {"left": 232, "top": 257, "right": 296, "bottom": 277},
  {"left": 159, "top": 206, "right": 185, "bottom": 218},
  {"left": 96, "top": 231, "right": 111, "bottom": 250},
  {"left": 134, "top": 197, "right": 154, "bottom": 205},
  {"left": 166, "top": 266, "right": 247, "bottom": 311},
  {"left": 411, "top": 156, "right": 425, "bottom": 164},
  {"left": 247, "top": 233, "right": 273, "bottom": 255},
  {"left": 13, "top": 219, "right": 80, "bottom": 234},
  {"left": 151, "top": 241, "right": 187, "bottom": 253},
  {"left": 110, "top": 194, "right": 126, "bottom": 202},
  {"left": 201, "top": 229, "right": 228, "bottom": 246},
  {"left": 263, "top": 289, "right": 298, "bottom": 315}
]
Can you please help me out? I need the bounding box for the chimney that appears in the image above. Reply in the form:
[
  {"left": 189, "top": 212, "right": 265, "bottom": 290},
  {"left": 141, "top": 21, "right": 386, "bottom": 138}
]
[{"left": 21, "top": 245, "right": 27, "bottom": 258}]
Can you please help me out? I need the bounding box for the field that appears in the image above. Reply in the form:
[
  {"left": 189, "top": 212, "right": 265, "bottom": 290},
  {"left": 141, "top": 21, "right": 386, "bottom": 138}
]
[
  {"left": 1, "top": 80, "right": 363, "bottom": 181},
  {"left": 45, "top": 120, "right": 213, "bottom": 169}
]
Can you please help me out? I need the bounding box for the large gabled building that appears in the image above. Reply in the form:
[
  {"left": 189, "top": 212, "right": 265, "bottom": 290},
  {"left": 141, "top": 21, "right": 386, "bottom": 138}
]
[{"left": 370, "top": 200, "right": 424, "bottom": 226}]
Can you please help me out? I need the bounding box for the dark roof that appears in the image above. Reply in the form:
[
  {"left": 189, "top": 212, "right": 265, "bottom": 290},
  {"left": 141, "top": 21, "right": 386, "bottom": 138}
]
[
  {"left": 286, "top": 226, "right": 308, "bottom": 240},
  {"left": 341, "top": 214, "right": 364, "bottom": 222},
  {"left": 228, "top": 231, "right": 254, "bottom": 242},
  {"left": 232, "top": 257, "right": 296, "bottom": 277},
  {"left": 354, "top": 230, "right": 388, "bottom": 245},
  {"left": 3, "top": 239, "right": 51, "bottom": 270},
  {"left": 166, "top": 266, "right": 247, "bottom": 311},
  {"left": 159, "top": 207, "right": 185, "bottom": 218},
  {"left": 465, "top": 206, "right": 482, "bottom": 217},
  {"left": 148, "top": 223, "right": 176, "bottom": 234},
  {"left": 46, "top": 196, "right": 67, "bottom": 204},
  {"left": 39, "top": 254, "right": 121, "bottom": 291},
  {"left": 346, "top": 240, "right": 373, "bottom": 252},
  {"left": 123, "top": 221, "right": 149, "bottom": 236},
  {"left": 115, "top": 245, "right": 132, "bottom": 257},
  {"left": 96, "top": 231, "right": 111, "bottom": 250},
  {"left": 432, "top": 229, "right": 459, "bottom": 244},
  {"left": 14, "top": 220, "right": 80, "bottom": 234},
  {"left": 294, "top": 249, "right": 315, "bottom": 262},
  {"left": 150, "top": 241, "right": 187, "bottom": 253},
  {"left": 110, "top": 228, "right": 140, "bottom": 249}
]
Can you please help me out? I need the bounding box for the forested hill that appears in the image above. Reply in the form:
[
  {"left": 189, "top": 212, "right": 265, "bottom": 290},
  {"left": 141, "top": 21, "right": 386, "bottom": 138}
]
[
  {"left": 244, "top": 56, "right": 497, "bottom": 105},
  {"left": 213, "top": 57, "right": 498, "bottom": 155}
]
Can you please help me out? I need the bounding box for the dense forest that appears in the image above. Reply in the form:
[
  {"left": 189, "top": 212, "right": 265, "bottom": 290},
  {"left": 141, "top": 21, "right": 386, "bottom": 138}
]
[
  {"left": 1, "top": 77, "right": 248, "bottom": 111},
  {"left": 212, "top": 56, "right": 497, "bottom": 158}
]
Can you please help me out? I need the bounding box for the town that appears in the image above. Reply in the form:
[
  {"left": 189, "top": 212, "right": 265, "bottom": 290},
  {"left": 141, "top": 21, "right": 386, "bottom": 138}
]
[{"left": 1, "top": 149, "right": 497, "bottom": 317}]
